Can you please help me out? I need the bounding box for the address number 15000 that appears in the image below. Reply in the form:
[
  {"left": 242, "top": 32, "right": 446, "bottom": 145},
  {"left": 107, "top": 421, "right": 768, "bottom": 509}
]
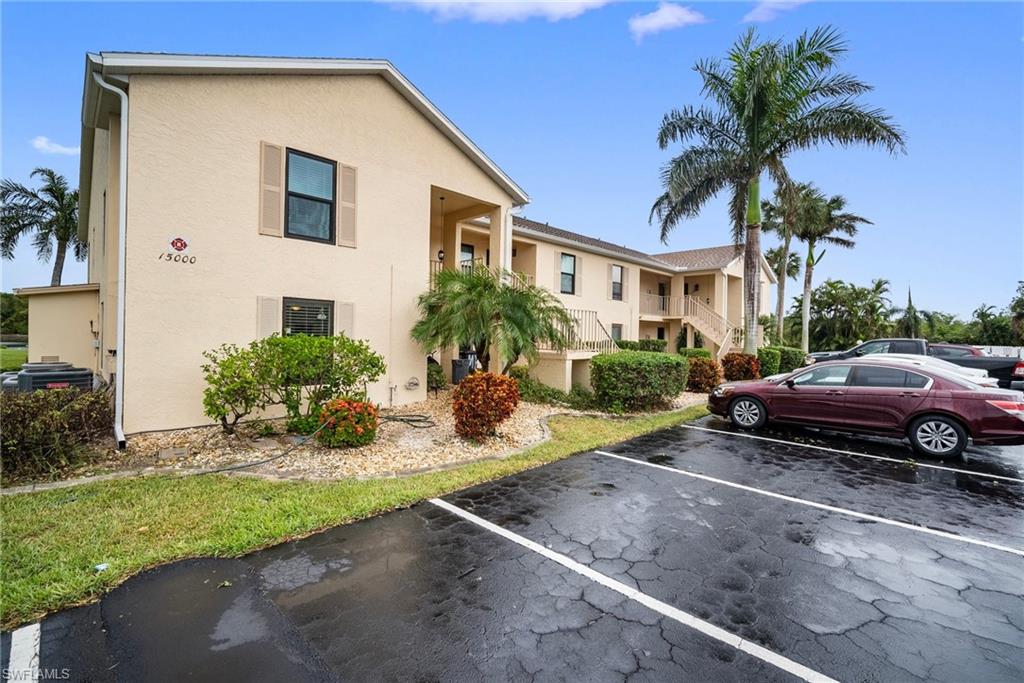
[{"left": 157, "top": 253, "right": 197, "bottom": 264}]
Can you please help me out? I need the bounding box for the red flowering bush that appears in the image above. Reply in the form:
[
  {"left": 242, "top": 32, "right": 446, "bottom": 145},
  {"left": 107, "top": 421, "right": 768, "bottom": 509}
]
[
  {"left": 452, "top": 372, "right": 520, "bottom": 441},
  {"left": 721, "top": 352, "right": 760, "bottom": 381},
  {"left": 316, "top": 398, "right": 380, "bottom": 448},
  {"left": 687, "top": 357, "right": 724, "bottom": 393}
]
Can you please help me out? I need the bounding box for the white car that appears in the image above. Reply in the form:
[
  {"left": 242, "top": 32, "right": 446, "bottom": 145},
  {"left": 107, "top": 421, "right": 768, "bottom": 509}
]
[{"left": 873, "top": 354, "right": 999, "bottom": 387}]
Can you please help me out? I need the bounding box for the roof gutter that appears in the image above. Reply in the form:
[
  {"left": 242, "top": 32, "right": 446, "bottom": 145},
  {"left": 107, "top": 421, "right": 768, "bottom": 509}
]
[{"left": 92, "top": 70, "right": 128, "bottom": 449}]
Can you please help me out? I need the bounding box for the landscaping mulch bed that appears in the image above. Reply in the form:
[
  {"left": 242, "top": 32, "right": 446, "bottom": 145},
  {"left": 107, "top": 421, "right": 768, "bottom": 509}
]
[{"left": 7, "top": 390, "right": 708, "bottom": 487}]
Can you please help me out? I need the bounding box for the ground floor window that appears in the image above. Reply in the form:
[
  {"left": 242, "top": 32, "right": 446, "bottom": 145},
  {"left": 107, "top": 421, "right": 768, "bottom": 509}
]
[
  {"left": 283, "top": 297, "right": 334, "bottom": 336},
  {"left": 610, "top": 324, "right": 623, "bottom": 341},
  {"left": 657, "top": 327, "right": 665, "bottom": 340}
]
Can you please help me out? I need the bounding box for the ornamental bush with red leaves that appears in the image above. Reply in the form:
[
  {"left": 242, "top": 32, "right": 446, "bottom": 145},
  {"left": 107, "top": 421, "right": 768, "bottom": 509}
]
[
  {"left": 721, "top": 352, "right": 761, "bottom": 381},
  {"left": 452, "top": 372, "right": 520, "bottom": 441},
  {"left": 316, "top": 398, "right": 380, "bottom": 448},
  {"left": 687, "top": 357, "right": 724, "bottom": 393}
]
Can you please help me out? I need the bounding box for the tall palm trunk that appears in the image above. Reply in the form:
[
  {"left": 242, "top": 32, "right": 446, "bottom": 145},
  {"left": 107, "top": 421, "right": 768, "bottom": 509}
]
[
  {"left": 50, "top": 240, "right": 67, "bottom": 286},
  {"left": 801, "top": 241, "right": 815, "bottom": 353},
  {"left": 774, "top": 227, "right": 792, "bottom": 343},
  {"left": 742, "top": 180, "right": 761, "bottom": 355}
]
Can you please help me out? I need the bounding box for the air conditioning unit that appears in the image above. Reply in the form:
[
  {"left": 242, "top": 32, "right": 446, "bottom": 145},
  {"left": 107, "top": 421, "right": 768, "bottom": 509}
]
[{"left": 10, "top": 362, "right": 95, "bottom": 392}]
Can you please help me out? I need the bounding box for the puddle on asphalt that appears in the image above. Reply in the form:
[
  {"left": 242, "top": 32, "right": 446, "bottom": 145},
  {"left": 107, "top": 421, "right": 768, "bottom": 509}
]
[
  {"left": 646, "top": 454, "right": 673, "bottom": 465},
  {"left": 209, "top": 592, "right": 269, "bottom": 651}
]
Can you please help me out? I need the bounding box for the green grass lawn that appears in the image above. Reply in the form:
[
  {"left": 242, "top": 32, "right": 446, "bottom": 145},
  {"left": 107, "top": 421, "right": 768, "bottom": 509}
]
[
  {"left": 1, "top": 405, "right": 707, "bottom": 629},
  {"left": 0, "top": 346, "right": 27, "bottom": 371}
]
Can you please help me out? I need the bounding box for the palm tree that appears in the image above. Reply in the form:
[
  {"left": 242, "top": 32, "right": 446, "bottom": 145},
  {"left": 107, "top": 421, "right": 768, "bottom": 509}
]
[
  {"left": 1, "top": 168, "right": 84, "bottom": 286},
  {"left": 762, "top": 182, "right": 817, "bottom": 341},
  {"left": 893, "top": 288, "right": 930, "bottom": 339},
  {"left": 650, "top": 26, "right": 905, "bottom": 354},
  {"left": 793, "top": 192, "right": 871, "bottom": 352},
  {"left": 411, "top": 266, "right": 574, "bottom": 374}
]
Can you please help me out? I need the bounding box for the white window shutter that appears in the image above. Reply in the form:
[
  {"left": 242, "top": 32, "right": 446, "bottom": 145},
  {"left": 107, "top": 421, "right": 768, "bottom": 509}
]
[
  {"left": 622, "top": 267, "right": 629, "bottom": 303},
  {"left": 335, "top": 301, "right": 355, "bottom": 337},
  {"left": 338, "top": 165, "right": 357, "bottom": 248},
  {"left": 257, "top": 296, "right": 282, "bottom": 338},
  {"left": 554, "top": 253, "right": 562, "bottom": 293},
  {"left": 607, "top": 263, "right": 613, "bottom": 300},
  {"left": 259, "top": 142, "right": 284, "bottom": 237},
  {"left": 576, "top": 255, "right": 583, "bottom": 296}
]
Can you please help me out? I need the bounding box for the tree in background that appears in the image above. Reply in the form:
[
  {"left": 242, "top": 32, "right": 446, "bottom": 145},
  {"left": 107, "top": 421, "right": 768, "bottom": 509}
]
[
  {"left": 1, "top": 169, "right": 84, "bottom": 286},
  {"left": 787, "top": 278, "right": 892, "bottom": 350},
  {"left": 893, "top": 288, "right": 925, "bottom": 339},
  {"left": 793, "top": 191, "right": 871, "bottom": 352},
  {"left": 411, "top": 266, "right": 574, "bottom": 374},
  {"left": 0, "top": 292, "right": 28, "bottom": 335},
  {"left": 762, "top": 182, "right": 816, "bottom": 343},
  {"left": 651, "top": 26, "right": 904, "bottom": 354}
]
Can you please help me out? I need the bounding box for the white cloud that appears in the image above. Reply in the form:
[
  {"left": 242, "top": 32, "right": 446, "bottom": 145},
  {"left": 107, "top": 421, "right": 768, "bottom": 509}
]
[
  {"left": 628, "top": 3, "right": 708, "bottom": 42},
  {"left": 392, "top": 1, "right": 611, "bottom": 23},
  {"left": 742, "top": 0, "right": 811, "bottom": 23},
  {"left": 31, "top": 136, "right": 80, "bottom": 156}
]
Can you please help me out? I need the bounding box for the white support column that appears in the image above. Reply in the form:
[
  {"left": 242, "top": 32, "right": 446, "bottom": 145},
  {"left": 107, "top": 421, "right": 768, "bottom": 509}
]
[{"left": 489, "top": 205, "right": 509, "bottom": 272}]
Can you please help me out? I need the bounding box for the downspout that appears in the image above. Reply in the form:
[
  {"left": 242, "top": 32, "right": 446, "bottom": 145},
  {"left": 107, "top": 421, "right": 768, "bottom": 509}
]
[{"left": 92, "top": 71, "right": 129, "bottom": 449}]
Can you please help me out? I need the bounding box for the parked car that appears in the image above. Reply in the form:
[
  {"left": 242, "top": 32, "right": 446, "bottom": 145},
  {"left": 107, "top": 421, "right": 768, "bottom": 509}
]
[
  {"left": 708, "top": 359, "right": 1024, "bottom": 458},
  {"left": 929, "top": 343, "right": 988, "bottom": 358},
  {"left": 806, "top": 338, "right": 1024, "bottom": 390},
  {"left": 879, "top": 354, "right": 999, "bottom": 387}
]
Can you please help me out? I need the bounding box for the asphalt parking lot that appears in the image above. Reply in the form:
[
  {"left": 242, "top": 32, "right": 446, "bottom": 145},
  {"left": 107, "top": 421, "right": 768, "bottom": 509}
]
[{"left": 4, "top": 416, "right": 1023, "bottom": 682}]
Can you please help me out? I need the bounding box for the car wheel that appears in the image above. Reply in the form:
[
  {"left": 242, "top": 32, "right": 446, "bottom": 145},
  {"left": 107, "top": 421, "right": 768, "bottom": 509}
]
[
  {"left": 729, "top": 397, "right": 767, "bottom": 430},
  {"left": 908, "top": 415, "right": 967, "bottom": 459}
]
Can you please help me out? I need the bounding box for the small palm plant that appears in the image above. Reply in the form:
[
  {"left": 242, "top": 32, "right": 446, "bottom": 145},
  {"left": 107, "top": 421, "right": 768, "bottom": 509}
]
[
  {"left": 651, "top": 26, "right": 905, "bottom": 353},
  {"left": 411, "top": 265, "right": 574, "bottom": 374},
  {"left": 1, "top": 168, "right": 84, "bottom": 286}
]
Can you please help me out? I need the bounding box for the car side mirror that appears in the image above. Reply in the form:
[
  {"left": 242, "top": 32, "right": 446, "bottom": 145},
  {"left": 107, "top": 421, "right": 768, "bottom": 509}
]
[
  {"left": 853, "top": 349, "right": 865, "bottom": 356},
  {"left": 785, "top": 379, "right": 795, "bottom": 388}
]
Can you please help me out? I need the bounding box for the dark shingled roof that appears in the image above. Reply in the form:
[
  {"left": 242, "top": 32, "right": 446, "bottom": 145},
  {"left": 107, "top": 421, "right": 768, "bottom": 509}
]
[
  {"left": 512, "top": 216, "right": 663, "bottom": 264},
  {"left": 511, "top": 216, "right": 746, "bottom": 272},
  {"left": 652, "top": 244, "right": 745, "bottom": 270}
]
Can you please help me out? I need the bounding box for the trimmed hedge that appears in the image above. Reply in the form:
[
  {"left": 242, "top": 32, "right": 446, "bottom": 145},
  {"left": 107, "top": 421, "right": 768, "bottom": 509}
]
[
  {"left": 591, "top": 351, "right": 688, "bottom": 412},
  {"left": 616, "top": 339, "right": 668, "bottom": 352},
  {"left": 687, "top": 357, "right": 722, "bottom": 393},
  {"left": 772, "top": 346, "right": 805, "bottom": 374},
  {"left": 316, "top": 398, "right": 379, "bottom": 447},
  {"left": 678, "top": 348, "right": 712, "bottom": 360},
  {"left": 722, "top": 352, "right": 760, "bottom": 381},
  {"left": 757, "top": 348, "right": 781, "bottom": 377}
]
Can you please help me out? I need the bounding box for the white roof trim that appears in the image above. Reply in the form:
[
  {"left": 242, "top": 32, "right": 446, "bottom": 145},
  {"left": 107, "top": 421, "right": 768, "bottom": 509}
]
[{"left": 83, "top": 52, "right": 528, "bottom": 205}]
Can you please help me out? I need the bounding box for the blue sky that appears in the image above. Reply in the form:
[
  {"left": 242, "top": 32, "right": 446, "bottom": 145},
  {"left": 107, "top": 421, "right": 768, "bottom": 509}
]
[{"left": 2, "top": 1, "right": 1021, "bottom": 317}]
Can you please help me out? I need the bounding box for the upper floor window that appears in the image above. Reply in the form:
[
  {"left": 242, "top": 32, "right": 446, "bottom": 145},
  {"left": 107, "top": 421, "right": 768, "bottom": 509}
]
[
  {"left": 286, "top": 149, "right": 336, "bottom": 243},
  {"left": 283, "top": 297, "right": 334, "bottom": 337},
  {"left": 611, "top": 265, "right": 623, "bottom": 301},
  {"left": 560, "top": 253, "right": 576, "bottom": 294}
]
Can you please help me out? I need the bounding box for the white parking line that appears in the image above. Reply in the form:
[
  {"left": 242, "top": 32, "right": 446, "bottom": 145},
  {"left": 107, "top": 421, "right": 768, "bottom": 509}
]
[
  {"left": 430, "top": 498, "right": 838, "bottom": 683},
  {"left": 7, "top": 622, "right": 40, "bottom": 682},
  {"left": 678, "top": 424, "right": 1024, "bottom": 485},
  {"left": 595, "top": 451, "right": 1024, "bottom": 558}
]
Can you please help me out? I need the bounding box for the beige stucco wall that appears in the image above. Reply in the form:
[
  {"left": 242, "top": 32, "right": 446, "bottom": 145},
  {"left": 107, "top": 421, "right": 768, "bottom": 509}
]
[
  {"left": 527, "top": 238, "right": 645, "bottom": 340},
  {"left": 26, "top": 289, "right": 100, "bottom": 370},
  {"left": 120, "top": 73, "right": 513, "bottom": 433}
]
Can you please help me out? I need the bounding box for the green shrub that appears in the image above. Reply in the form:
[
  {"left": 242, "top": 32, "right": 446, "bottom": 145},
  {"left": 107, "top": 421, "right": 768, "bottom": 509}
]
[
  {"left": 427, "top": 361, "right": 447, "bottom": 391},
  {"left": 509, "top": 366, "right": 596, "bottom": 410},
  {"left": 757, "top": 348, "right": 781, "bottom": 376},
  {"left": 201, "top": 334, "right": 387, "bottom": 434},
  {"left": 201, "top": 343, "right": 266, "bottom": 434},
  {"left": 722, "top": 352, "right": 760, "bottom": 381},
  {"left": 590, "top": 351, "right": 689, "bottom": 412},
  {"left": 616, "top": 339, "right": 667, "bottom": 352},
  {"left": 452, "top": 372, "right": 520, "bottom": 440},
  {"left": 773, "top": 346, "right": 805, "bottom": 374},
  {"left": 678, "top": 348, "right": 712, "bottom": 360},
  {"left": 0, "top": 388, "right": 112, "bottom": 482},
  {"left": 687, "top": 357, "right": 722, "bottom": 393},
  {"left": 317, "top": 398, "right": 380, "bottom": 447}
]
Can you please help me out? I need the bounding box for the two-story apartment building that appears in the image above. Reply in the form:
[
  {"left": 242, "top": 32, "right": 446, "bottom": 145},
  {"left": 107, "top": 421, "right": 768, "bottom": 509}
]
[{"left": 16, "top": 52, "right": 773, "bottom": 440}]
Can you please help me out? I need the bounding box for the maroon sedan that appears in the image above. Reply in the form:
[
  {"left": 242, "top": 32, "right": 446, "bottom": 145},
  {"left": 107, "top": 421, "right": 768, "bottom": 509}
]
[{"left": 707, "top": 359, "right": 1024, "bottom": 458}]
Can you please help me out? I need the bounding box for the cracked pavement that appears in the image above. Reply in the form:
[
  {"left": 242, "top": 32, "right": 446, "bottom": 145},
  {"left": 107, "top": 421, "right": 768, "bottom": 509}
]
[{"left": 5, "top": 417, "right": 1023, "bottom": 681}]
